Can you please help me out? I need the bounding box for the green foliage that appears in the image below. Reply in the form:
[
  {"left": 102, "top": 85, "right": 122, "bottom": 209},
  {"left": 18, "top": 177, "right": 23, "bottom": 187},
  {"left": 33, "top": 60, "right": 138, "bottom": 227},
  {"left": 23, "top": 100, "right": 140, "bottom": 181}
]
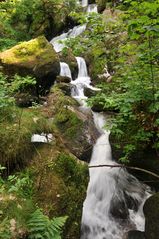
[
  {"left": 9, "top": 74, "right": 36, "bottom": 94},
  {"left": 0, "top": 218, "right": 12, "bottom": 239},
  {"left": 0, "top": 73, "right": 15, "bottom": 121},
  {"left": 27, "top": 209, "right": 67, "bottom": 239},
  {"left": 54, "top": 153, "right": 87, "bottom": 186},
  {"left": 53, "top": 153, "right": 88, "bottom": 238},
  {"left": 88, "top": 0, "right": 159, "bottom": 162},
  {"left": 0, "top": 169, "right": 67, "bottom": 239},
  {"left": 0, "top": 0, "right": 77, "bottom": 51}
]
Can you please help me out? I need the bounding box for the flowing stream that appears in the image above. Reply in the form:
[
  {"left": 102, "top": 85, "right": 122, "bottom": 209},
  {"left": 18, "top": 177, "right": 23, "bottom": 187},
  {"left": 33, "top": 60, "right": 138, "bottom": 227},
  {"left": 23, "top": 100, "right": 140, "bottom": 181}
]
[
  {"left": 51, "top": 3, "right": 151, "bottom": 238},
  {"left": 60, "top": 62, "right": 72, "bottom": 80},
  {"left": 61, "top": 57, "right": 151, "bottom": 239}
]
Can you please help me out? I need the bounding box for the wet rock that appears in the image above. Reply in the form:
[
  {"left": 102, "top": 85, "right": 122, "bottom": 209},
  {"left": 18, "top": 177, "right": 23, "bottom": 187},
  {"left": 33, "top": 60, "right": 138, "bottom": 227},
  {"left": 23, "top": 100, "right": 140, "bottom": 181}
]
[
  {"left": 56, "top": 75, "right": 71, "bottom": 83},
  {"left": 144, "top": 193, "right": 159, "bottom": 239},
  {"left": 109, "top": 194, "right": 129, "bottom": 219},
  {"left": 126, "top": 230, "right": 145, "bottom": 239},
  {"left": 48, "top": 87, "right": 100, "bottom": 162},
  {"left": 0, "top": 36, "right": 60, "bottom": 94},
  {"left": 84, "top": 87, "right": 100, "bottom": 97},
  {"left": 59, "top": 48, "right": 78, "bottom": 80},
  {"left": 57, "top": 83, "right": 71, "bottom": 96},
  {"left": 56, "top": 106, "right": 100, "bottom": 162}
]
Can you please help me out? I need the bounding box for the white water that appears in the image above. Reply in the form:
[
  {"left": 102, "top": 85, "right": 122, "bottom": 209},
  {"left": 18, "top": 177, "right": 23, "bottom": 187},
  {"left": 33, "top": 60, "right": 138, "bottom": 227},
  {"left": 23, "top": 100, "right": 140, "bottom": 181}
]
[
  {"left": 81, "top": 112, "right": 150, "bottom": 239},
  {"left": 60, "top": 62, "right": 72, "bottom": 80},
  {"left": 82, "top": 0, "right": 88, "bottom": 7},
  {"left": 71, "top": 57, "right": 100, "bottom": 105},
  {"left": 70, "top": 56, "right": 151, "bottom": 239},
  {"left": 50, "top": 0, "right": 97, "bottom": 53},
  {"left": 87, "top": 4, "right": 98, "bottom": 13},
  {"left": 50, "top": 24, "right": 86, "bottom": 52}
]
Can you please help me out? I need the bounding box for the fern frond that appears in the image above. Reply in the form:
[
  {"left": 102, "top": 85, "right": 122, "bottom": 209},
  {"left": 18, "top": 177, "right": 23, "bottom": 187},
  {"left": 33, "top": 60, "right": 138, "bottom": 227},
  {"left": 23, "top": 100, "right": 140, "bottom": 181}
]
[{"left": 27, "top": 209, "right": 67, "bottom": 239}]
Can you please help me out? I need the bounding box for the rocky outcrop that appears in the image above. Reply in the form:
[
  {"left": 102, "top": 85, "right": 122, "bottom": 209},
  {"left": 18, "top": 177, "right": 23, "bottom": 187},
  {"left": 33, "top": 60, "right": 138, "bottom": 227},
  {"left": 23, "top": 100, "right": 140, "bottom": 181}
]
[
  {"left": 0, "top": 36, "right": 60, "bottom": 95},
  {"left": 144, "top": 193, "right": 159, "bottom": 239}
]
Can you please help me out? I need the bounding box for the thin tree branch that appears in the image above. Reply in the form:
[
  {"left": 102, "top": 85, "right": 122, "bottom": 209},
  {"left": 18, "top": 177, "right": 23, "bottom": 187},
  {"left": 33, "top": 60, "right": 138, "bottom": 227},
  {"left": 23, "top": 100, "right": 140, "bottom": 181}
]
[{"left": 89, "top": 164, "right": 159, "bottom": 179}]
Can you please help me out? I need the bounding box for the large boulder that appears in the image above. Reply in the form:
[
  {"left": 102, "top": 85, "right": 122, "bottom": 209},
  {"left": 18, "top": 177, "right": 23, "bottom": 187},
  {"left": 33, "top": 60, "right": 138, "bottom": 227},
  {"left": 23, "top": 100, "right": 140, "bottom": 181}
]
[
  {"left": 47, "top": 86, "right": 100, "bottom": 162},
  {"left": 144, "top": 193, "right": 159, "bottom": 239},
  {"left": 0, "top": 36, "right": 60, "bottom": 94}
]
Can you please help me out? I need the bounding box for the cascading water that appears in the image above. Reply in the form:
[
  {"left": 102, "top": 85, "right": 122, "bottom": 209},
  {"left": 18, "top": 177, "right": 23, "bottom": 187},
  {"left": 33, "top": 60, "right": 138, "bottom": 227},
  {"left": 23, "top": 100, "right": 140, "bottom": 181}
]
[
  {"left": 50, "top": 24, "right": 86, "bottom": 52},
  {"left": 87, "top": 4, "right": 98, "bottom": 13},
  {"left": 60, "top": 62, "right": 72, "bottom": 80},
  {"left": 71, "top": 57, "right": 151, "bottom": 239},
  {"left": 82, "top": 0, "right": 88, "bottom": 7},
  {"left": 50, "top": 1, "right": 97, "bottom": 53},
  {"left": 81, "top": 112, "right": 150, "bottom": 239},
  {"left": 71, "top": 57, "right": 100, "bottom": 105},
  {"left": 50, "top": 1, "right": 151, "bottom": 236}
]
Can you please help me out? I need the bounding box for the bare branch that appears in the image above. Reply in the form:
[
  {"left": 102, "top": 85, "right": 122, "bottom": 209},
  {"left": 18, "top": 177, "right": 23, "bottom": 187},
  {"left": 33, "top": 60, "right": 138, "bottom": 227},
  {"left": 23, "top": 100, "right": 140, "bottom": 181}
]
[{"left": 89, "top": 164, "right": 159, "bottom": 179}]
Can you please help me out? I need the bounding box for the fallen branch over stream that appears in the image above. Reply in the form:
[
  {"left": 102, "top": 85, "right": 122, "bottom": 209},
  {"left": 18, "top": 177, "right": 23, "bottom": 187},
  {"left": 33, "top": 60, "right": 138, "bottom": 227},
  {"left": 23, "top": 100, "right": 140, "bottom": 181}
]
[{"left": 89, "top": 164, "right": 159, "bottom": 179}]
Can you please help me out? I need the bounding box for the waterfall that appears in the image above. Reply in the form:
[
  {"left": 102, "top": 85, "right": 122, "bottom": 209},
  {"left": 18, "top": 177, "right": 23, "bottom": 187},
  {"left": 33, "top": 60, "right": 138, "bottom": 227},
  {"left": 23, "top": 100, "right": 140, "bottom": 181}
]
[
  {"left": 50, "top": 3, "right": 152, "bottom": 237},
  {"left": 81, "top": 112, "right": 150, "bottom": 239},
  {"left": 60, "top": 62, "right": 72, "bottom": 80},
  {"left": 71, "top": 56, "right": 151, "bottom": 239},
  {"left": 82, "top": 0, "right": 88, "bottom": 7},
  {"left": 87, "top": 4, "right": 98, "bottom": 13},
  {"left": 50, "top": 24, "right": 86, "bottom": 52}
]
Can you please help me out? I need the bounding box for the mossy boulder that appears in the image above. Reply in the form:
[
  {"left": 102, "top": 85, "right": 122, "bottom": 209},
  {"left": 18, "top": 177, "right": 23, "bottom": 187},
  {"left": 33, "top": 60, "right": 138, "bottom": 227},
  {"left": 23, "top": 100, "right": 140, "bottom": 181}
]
[
  {"left": 0, "top": 36, "right": 60, "bottom": 94},
  {"left": 144, "top": 193, "right": 159, "bottom": 239},
  {"left": 47, "top": 86, "right": 100, "bottom": 161}
]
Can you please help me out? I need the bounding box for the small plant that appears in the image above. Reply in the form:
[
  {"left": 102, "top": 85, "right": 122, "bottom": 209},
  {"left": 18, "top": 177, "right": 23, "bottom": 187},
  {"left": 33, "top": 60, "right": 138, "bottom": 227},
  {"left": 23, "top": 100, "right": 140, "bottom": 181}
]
[
  {"left": 10, "top": 74, "right": 36, "bottom": 94},
  {"left": 27, "top": 209, "right": 67, "bottom": 239}
]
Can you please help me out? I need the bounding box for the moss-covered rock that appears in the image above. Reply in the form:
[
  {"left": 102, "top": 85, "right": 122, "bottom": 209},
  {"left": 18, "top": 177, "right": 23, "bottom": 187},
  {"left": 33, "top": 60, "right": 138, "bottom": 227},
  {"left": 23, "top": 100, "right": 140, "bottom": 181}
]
[
  {"left": 0, "top": 36, "right": 60, "bottom": 94},
  {"left": 56, "top": 76, "right": 71, "bottom": 84},
  {"left": 48, "top": 86, "right": 100, "bottom": 161},
  {"left": 144, "top": 193, "right": 159, "bottom": 239}
]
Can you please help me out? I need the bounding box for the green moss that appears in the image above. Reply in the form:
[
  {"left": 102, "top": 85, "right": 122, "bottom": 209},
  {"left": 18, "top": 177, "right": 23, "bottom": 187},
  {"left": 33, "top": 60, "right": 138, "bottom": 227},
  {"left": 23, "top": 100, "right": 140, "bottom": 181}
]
[
  {"left": 0, "top": 36, "right": 58, "bottom": 66},
  {"left": 0, "top": 107, "right": 54, "bottom": 172},
  {"left": 29, "top": 145, "right": 88, "bottom": 239},
  {"left": 51, "top": 86, "right": 83, "bottom": 138},
  {"left": 55, "top": 109, "right": 83, "bottom": 138}
]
